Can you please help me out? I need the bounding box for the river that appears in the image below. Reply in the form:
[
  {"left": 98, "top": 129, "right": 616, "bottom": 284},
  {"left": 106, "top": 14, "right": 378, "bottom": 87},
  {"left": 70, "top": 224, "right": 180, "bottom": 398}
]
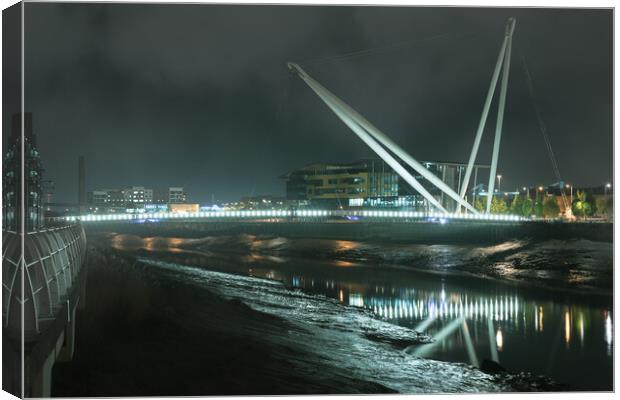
[{"left": 53, "top": 232, "right": 613, "bottom": 395}]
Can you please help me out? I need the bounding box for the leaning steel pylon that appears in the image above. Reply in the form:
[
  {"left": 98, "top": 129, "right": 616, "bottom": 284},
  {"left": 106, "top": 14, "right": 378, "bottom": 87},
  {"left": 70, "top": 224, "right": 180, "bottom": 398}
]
[{"left": 288, "top": 18, "right": 516, "bottom": 214}]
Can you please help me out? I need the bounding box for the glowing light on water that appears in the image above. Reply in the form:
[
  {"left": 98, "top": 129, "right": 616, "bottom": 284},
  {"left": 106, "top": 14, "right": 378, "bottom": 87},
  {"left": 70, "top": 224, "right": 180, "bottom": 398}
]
[
  {"left": 462, "top": 320, "right": 479, "bottom": 367},
  {"left": 349, "top": 292, "right": 364, "bottom": 307},
  {"left": 364, "top": 293, "right": 523, "bottom": 326},
  {"left": 539, "top": 306, "right": 544, "bottom": 332},
  {"left": 414, "top": 317, "right": 465, "bottom": 357},
  {"left": 415, "top": 314, "right": 437, "bottom": 333},
  {"left": 605, "top": 312, "right": 612, "bottom": 356},
  {"left": 515, "top": 299, "right": 519, "bottom": 314},
  {"left": 565, "top": 311, "right": 571, "bottom": 346},
  {"left": 579, "top": 313, "right": 585, "bottom": 347},
  {"left": 496, "top": 328, "right": 504, "bottom": 351},
  {"left": 488, "top": 318, "right": 499, "bottom": 362}
]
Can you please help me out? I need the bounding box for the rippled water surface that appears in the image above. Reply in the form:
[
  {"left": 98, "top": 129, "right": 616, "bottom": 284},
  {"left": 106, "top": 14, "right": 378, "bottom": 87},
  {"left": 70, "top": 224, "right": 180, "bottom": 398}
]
[{"left": 110, "top": 233, "right": 613, "bottom": 391}]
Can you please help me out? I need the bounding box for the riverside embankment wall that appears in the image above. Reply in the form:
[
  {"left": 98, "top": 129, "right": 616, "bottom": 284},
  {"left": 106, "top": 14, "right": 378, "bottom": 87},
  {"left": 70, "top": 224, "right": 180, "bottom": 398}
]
[{"left": 85, "top": 219, "right": 612, "bottom": 244}]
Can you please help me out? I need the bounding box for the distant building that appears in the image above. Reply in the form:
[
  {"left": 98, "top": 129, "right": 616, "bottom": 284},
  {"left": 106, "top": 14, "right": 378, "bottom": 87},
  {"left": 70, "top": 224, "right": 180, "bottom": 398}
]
[
  {"left": 87, "top": 188, "right": 127, "bottom": 211},
  {"left": 2, "top": 113, "right": 44, "bottom": 231},
  {"left": 123, "top": 186, "right": 153, "bottom": 205},
  {"left": 153, "top": 187, "right": 186, "bottom": 204},
  {"left": 90, "top": 190, "right": 108, "bottom": 206},
  {"left": 87, "top": 185, "right": 186, "bottom": 213},
  {"left": 169, "top": 187, "right": 186, "bottom": 204},
  {"left": 42, "top": 180, "right": 54, "bottom": 212},
  {"left": 282, "top": 159, "right": 489, "bottom": 211},
  {"left": 408, "top": 160, "right": 490, "bottom": 212},
  {"left": 282, "top": 159, "right": 398, "bottom": 207},
  {"left": 239, "top": 195, "right": 286, "bottom": 209}
]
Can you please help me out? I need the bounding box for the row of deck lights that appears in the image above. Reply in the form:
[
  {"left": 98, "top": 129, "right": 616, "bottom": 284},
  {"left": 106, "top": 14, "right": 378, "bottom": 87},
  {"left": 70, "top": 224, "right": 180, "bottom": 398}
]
[{"left": 65, "top": 209, "right": 525, "bottom": 222}]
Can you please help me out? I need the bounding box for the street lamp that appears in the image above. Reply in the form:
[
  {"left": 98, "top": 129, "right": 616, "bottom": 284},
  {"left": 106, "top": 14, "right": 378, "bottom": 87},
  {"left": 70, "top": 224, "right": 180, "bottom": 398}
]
[
  {"left": 566, "top": 184, "right": 573, "bottom": 206},
  {"left": 605, "top": 183, "right": 611, "bottom": 201},
  {"left": 497, "top": 175, "right": 502, "bottom": 193},
  {"left": 537, "top": 186, "right": 544, "bottom": 204}
]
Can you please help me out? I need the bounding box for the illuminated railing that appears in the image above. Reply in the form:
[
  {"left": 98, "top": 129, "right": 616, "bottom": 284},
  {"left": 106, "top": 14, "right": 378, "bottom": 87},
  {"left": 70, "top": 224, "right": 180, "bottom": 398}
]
[
  {"left": 62, "top": 209, "right": 527, "bottom": 223},
  {"left": 3, "top": 224, "right": 87, "bottom": 339}
]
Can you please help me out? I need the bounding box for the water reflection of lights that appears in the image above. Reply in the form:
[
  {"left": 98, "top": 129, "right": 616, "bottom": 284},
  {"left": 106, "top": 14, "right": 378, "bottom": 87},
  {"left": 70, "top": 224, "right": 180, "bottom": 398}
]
[
  {"left": 110, "top": 234, "right": 188, "bottom": 252},
  {"left": 341, "top": 286, "right": 610, "bottom": 359},
  {"left": 496, "top": 328, "right": 504, "bottom": 351},
  {"left": 565, "top": 311, "right": 571, "bottom": 346},
  {"left": 334, "top": 240, "right": 359, "bottom": 252},
  {"left": 366, "top": 294, "right": 522, "bottom": 323},
  {"left": 349, "top": 292, "right": 364, "bottom": 307},
  {"left": 335, "top": 260, "right": 355, "bottom": 267},
  {"left": 604, "top": 312, "right": 612, "bottom": 356},
  {"left": 535, "top": 306, "right": 544, "bottom": 332},
  {"left": 579, "top": 313, "right": 585, "bottom": 347},
  {"left": 414, "top": 317, "right": 465, "bottom": 357}
]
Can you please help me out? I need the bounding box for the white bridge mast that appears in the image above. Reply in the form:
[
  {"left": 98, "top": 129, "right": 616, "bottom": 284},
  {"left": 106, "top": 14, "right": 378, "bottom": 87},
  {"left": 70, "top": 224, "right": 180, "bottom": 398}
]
[
  {"left": 485, "top": 18, "right": 516, "bottom": 213},
  {"left": 458, "top": 18, "right": 516, "bottom": 212}
]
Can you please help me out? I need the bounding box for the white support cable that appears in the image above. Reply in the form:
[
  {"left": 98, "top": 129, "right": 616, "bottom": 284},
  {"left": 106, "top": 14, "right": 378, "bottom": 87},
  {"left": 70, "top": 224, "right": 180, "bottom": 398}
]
[
  {"left": 521, "top": 53, "right": 568, "bottom": 211},
  {"left": 288, "top": 62, "right": 476, "bottom": 214},
  {"left": 486, "top": 18, "right": 516, "bottom": 213},
  {"left": 460, "top": 34, "right": 509, "bottom": 200}
]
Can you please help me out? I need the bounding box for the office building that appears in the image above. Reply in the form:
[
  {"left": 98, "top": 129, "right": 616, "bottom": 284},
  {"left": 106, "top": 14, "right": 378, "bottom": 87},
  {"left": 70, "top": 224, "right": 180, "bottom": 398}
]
[
  {"left": 153, "top": 187, "right": 187, "bottom": 204},
  {"left": 87, "top": 188, "right": 127, "bottom": 210},
  {"left": 283, "top": 158, "right": 489, "bottom": 211},
  {"left": 2, "top": 113, "right": 43, "bottom": 231},
  {"left": 169, "top": 187, "right": 186, "bottom": 204},
  {"left": 282, "top": 159, "right": 398, "bottom": 207},
  {"left": 123, "top": 186, "right": 153, "bottom": 204},
  {"left": 405, "top": 160, "right": 490, "bottom": 212},
  {"left": 88, "top": 186, "right": 186, "bottom": 212}
]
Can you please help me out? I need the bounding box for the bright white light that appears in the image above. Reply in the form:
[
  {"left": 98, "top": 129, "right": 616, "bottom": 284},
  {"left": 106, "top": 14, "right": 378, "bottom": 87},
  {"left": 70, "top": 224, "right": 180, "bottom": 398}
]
[
  {"left": 605, "top": 313, "right": 613, "bottom": 346},
  {"left": 496, "top": 328, "right": 503, "bottom": 350}
]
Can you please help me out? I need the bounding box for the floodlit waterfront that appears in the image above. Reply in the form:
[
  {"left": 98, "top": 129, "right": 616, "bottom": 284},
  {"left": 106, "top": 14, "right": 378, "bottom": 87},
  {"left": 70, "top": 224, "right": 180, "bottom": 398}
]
[{"left": 105, "top": 233, "right": 613, "bottom": 391}]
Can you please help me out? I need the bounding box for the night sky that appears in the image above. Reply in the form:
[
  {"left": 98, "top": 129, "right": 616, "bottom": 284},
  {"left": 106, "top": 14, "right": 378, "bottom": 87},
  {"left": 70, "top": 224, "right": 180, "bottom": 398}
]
[{"left": 12, "top": 4, "right": 613, "bottom": 203}]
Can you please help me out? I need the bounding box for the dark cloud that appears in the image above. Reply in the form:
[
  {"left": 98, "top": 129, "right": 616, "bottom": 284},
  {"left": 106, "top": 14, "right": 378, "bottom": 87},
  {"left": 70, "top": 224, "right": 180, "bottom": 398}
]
[{"left": 21, "top": 4, "right": 612, "bottom": 203}]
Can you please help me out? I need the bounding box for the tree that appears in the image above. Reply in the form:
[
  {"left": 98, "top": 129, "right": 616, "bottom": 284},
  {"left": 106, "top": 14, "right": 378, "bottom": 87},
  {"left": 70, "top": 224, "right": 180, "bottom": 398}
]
[
  {"left": 521, "top": 196, "right": 534, "bottom": 217},
  {"left": 543, "top": 197, "right": 560, "bottom": 218},
  {"left": 534, "top": 200, "right": 544, "bottom": 217},
  {"left": 596, "top": 197, "right": 607, "bottom": 217},
  {"left": 491, "top": 196, "right": 508, "bottom": 214},
  {"left": 572, "top": 190, "right": 593, "bottom": 219},
  {"left": 510, "top": 194, "right": 523, "bottom": 215},
  {"left": 474, "top": 197, "right": 486, "bottom": 212}
]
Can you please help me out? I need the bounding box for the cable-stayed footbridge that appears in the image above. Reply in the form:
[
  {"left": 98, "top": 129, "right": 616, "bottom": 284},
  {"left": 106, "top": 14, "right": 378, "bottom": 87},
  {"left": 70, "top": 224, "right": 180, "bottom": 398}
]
[{"left": 59, "top": 17, "right": 576, "bottom": 235}]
